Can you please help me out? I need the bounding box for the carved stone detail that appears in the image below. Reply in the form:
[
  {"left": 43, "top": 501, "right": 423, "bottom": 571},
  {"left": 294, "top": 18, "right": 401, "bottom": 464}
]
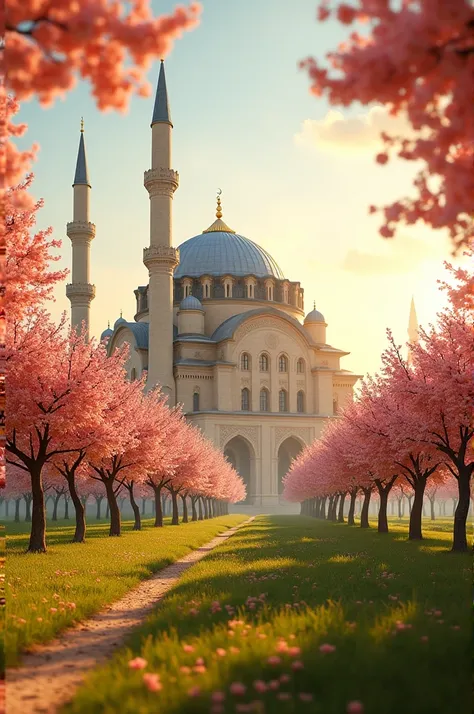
[
  {"left": 143, "top": 245, "right": 179, "bottom": 271},
  {"left": 241, "top": 378, "right": 251, "bottom": 388},
  {"left": 274, "top": 426, "right": 311, "bottom": 451},
  {"left": 219, "top": 425, "right": 259, "bottom": 454},
  {"left": 265, "top": 332, "right": 279, "bottom": 349},
  {"left": 66, "top": 221, "right": 96, "bottom": 239},
  {"left": 144, "top": 167, "right": 179, "bottom": 196},
  {"left": 296, "top": 380, "right": 305, "bottom": 389},
  {"left": 235, "top": 317, "right": 306, "bottom": 347},
  {"left": 66, "top": 283, "right": 96, "bottom": 300}
]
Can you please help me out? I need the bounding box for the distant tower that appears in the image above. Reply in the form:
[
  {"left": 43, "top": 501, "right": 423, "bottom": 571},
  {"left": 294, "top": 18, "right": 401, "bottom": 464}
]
[
  {"left": 143, "top": 61, "right": 179, "bottom": 403},
  {"left": 407, "top": 296, "right": 419, "bottom": 365},
  {"left": 66, "top": 119, "right": 95, "bottom": 338}
]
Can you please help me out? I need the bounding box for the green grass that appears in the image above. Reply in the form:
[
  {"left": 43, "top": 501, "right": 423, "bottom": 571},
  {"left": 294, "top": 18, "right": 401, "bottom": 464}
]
[
  {"left": 6, "top": 515, "right": 246, "bottom": 666},
  {"left": 64, "top": 516, "right": 470, "bottom": 714}
]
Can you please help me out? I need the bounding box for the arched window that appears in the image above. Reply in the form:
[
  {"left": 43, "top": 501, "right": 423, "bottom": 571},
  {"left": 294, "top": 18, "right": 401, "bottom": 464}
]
[
  {"left": 130, "top": 367, "right": 136, "bottom": 381},
  {"left": 249, "top": 284, "right": 253, "bottom": 298},
  {"left": 259, "top": 353, "right": 269, "bottom": 372},
  {"left": 193, "top": 392, "right": 200, "bottom": 412},
  {"left": 226, "top": 284, "right": 230, "bottom": 297},
  {"left": 260, "top": 388, "right": 269, "bottom": 412},
  {"left": 278, "top": 354, "right": 288, "bottom": 373},
  {"left": 296, "top": 358, "right": 305, "bottom": 374},
  {"left": 241, "top": 352, "right": 250, "bottom": 371},
  {"left": 279, "top": 389, "right": 288, "bottom": 412},
  {"left": 241, "top": 388, "right": 250, "bottom": 411},
  {"left": 205, "top": 284, "right": 209, "bottom": 298},
  {"left": 297, "top": 390, "right": 305, "bottom": 413}
]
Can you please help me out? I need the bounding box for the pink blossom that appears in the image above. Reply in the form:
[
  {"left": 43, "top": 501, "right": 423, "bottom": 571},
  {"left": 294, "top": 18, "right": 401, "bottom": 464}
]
[
  {"left": 347, "top": 701, "right": 364, "bottom": 714},
  {"left": 142, "top": 673, "right": 162, "bottom": 692},
  {"left": 267, "top": 655, "right": 281, "bottom": 666},
  {"left": 319, "top": 643, "right": 336, "bottom": 653},
  {"left": 129, "top": 657, "right": 148, "bottom": 670},
  {"left": 211, "top": 691, "right": 226, "bottom": 703},
  {"left": 299, "top": 693, "right": 314, "bottom": 702},
  {"left": 182, "top": 644, "right": 195, "bottom": 653},
  {"left": 253, "top": 680, "right": 267, "bottom": 693},
  {"left": 229, "top": 682, "right": 247, "bottom": 696}
]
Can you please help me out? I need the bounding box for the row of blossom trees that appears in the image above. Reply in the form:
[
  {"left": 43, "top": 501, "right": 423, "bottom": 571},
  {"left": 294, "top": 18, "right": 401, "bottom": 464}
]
[
  {"left": 6, "top": 314, "right": 245, "bottom": 552},
  {"left": 284, "top": 264, "right": 473, "bottom": 553}
]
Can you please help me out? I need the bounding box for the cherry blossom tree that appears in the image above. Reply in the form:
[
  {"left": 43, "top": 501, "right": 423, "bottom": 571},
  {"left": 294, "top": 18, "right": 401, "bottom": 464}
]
[
  {"left": 6, "top": 1, "right": 201, "bottom": 110},
  {"left": 6, "top": 316, "right": 119, "bottom": 551},
  {"left": 302, "top": 1, "right": 474, "bottom": 250}
]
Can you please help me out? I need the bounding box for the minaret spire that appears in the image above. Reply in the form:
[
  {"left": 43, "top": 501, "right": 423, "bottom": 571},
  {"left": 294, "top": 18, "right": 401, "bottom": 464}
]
[
  {"left": 407, "top": 296, "right": 419, "bottom": 365},
  {"left": 151, "top": 60, "right": 172, "bottom": 127},
  {"left": 66, "top": 120, "right": 96, "bottom": 339},
  {"left": 144, "top": 61, "right": 179, "bottom": 402},
  {"left": 73, "top": 118, "right": 90, "bottom": 187}
]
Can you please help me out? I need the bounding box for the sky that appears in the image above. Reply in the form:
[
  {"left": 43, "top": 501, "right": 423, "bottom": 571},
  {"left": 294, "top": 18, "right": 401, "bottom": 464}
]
[{"left": 16, "top": 0, "right": 465, "bottom": 379}]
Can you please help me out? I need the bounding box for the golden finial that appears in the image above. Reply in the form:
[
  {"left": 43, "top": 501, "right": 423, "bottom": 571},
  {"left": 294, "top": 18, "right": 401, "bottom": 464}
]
[
  {"left": 216, "top": 188, "right": 223, "bottom": 219},
  {"left": 107, "top": 320, "right": 110, "bottom": 329},
  {"left": 120, "top": 309, "right": 123, "bottom": 318},
  {"left": 80, "top": 116, "right": 84, "bottom": 133},
  {"left": 313, "top": 300, "right": 316, "bottom": 310}
]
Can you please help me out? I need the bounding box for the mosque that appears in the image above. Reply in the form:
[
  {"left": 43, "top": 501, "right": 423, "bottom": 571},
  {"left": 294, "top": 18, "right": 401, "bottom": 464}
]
[{"left": 66, "top": 62, "right": 362, "bottom": 509}]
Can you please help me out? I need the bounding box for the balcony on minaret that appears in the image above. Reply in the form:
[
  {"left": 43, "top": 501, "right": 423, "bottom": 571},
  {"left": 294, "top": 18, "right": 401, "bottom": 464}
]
[
  {"left": 144, "top": 167, "right": 179, "bottom": 196},
  {"left": 66, "top": 283, "right": 96, "bottom": 301},
  {"left": 66, "top": 221, "right": 96, "bottom": 240}
]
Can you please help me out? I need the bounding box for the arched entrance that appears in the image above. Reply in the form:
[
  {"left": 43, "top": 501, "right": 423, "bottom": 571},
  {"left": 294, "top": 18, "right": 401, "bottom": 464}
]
[
  {"left": 278, "top": 437, "right": 304, "bottom": 499},
  {"left": 224, "top": 436, "right": 255, "bottom": 504}
]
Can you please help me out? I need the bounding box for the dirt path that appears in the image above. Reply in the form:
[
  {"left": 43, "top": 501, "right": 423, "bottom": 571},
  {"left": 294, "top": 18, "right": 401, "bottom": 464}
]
[{"left": 7, "top": 517, "right": 254, "bottom": 714}]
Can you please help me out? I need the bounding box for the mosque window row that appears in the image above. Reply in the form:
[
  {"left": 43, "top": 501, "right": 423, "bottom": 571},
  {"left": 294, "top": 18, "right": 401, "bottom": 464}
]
[
  {"left": 241, "top": 388, "right": 305, "bottom": 414},
  {"left": 241, "top": 352, "right": 305, "bottom": 374},
  {"left": 171, "top": 278, "right": 304, "bottom": 309}
]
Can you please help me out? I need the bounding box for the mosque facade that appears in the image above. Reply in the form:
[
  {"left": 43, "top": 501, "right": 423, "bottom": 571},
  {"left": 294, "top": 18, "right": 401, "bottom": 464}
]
[{"left": 67, "top": 63, "right": 361, "bottom": 509}]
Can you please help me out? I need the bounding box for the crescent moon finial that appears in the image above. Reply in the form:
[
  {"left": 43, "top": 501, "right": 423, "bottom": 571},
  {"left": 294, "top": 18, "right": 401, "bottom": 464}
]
[
  {"left": 216, "top": 188, "right": 223, "bottom": 219},
  {"left": 217, "top": 188, "right": 222, "bottom": 196}
]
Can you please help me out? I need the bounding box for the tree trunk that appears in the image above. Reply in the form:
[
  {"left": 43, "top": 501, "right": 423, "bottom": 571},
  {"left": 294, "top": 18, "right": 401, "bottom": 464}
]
[
  {"left": 203, "top": 497, "right": 209, "bottom": 520},
  {"left": 360, "top": 488, "right": 371, "bottom": 528},
  {"left": 408, "top": 478, "right": 427, "bottom": 540},
  {"left": 28, "top": 469, "right": 47, "bottom": 552},
  {"left": 326, "top": 496, "right": 334, "bottom": 521},
  {"left": 348, "top": 489, "right": 357, "bottom": 525},
  {"left": 125, "top": 483, "right": 141, "bottom": 530},
  {"left": 452, "top": 470, "right": 471, "bottom": 553},
  {"left": 337, "top": 493, "right": 346, "bottom": 523},
  {"left": 397, "top": 498, "right": 402, "bottom": 519},
  {"left": 181, "top": 495, "right": 188, "bottom": 523},
  {"left": 422, "top": 502, "right": 426, "bottom": 517},
  {"left": 52, "top": 493, "right": 61, "bottom": 521},
  {"left": 375, "top": 483, "right": 389, "bottom": 533},
  {"left": 170, "top": 490, "right": 180, "bottom": 525},
  {"left": 64, "top": 472, "right": 86, "bottom": 543},
  {"left": 64, "top": 496, "right": 70, "bottom": 520},
  {"left": 429, "top": 497, "right": 436, "bottom": 521},
  {"left": 24, "top": 495, "right": 32, "bottom": 522},
  {"left": 141, "top": 498, "right": 146, "bottom": 516},
  {"left": 153, "top": 486, "right": 163, "bottom": 527},
  {"left": 198, "top": 497, "right": 203, "bottom": 520},
  {"left": 105, "top": 500, "right": 110, "bottom": 520},
  {"left": 95, "top": 496, "right": 103, "bottom": 520},
  {"left": 407, "top": 495, "right": 413, "bottom": 514},
  {"left": 191, "top": 497, "right": 198, "bottom": 521},
  {"left": 452, "top": 498, "right": 458, "bottom": 516},
  {"left": 104, "top": 480, "right": 121, "bottom": 536},
  {"left": 14, "top": 498, "right": 21, "bottom": 522},
  {"left": 5, "top": 500, "right": 9, "bottom": 518}
]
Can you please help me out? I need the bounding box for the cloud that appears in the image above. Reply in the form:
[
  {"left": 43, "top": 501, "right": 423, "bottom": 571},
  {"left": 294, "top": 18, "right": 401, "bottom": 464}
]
[
  {"left": 294, "top": 106, "right": 412, "bottom": 153},
  {"left": 341, "top": 234, "right": 438, "bottom": 275}
]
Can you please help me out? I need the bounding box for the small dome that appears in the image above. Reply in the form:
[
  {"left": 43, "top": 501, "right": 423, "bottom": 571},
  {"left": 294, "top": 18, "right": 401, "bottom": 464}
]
[
  {"left": 179, "top": 295, "right": 204, "bottom": 311},
  {"left": 100, "top": 327, "right": 113, "bottom": 342},
  {"left": 114, "top": 316, "right": 127, "bottom": 329},
  {"left": 304, "top": 306, "right": 325, "bottom": 324}
]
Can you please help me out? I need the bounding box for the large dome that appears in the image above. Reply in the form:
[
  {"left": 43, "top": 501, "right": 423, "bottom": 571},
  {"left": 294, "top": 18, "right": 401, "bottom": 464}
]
[{"left": 175, "top": 231, "right": 285, "bottom": 280}]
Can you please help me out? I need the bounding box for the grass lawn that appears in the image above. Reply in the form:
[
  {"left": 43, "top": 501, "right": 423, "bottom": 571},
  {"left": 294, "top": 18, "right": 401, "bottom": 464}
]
[
  {"left": 6, "top": 514, "right": 246, "bottom": 666},
  {"left": 64, "top": 515, "right": 470, "bottom": 714}
]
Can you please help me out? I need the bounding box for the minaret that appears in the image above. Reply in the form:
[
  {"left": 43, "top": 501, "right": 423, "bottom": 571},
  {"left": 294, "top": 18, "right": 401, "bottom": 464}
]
[
  {"left": 143, "top": 61, "right": 179, "bottom": 403},
  {"left": 66, "top": 119, "right": 95, "bottom": 338},
  {"left": 407, "top": 296, "right": 419, "bottom": 365}
]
